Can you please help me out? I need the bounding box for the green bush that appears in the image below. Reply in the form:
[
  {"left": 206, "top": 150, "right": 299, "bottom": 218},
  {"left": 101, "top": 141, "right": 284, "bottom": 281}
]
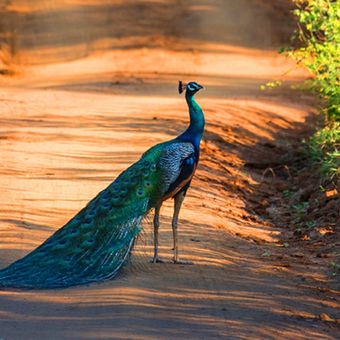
[
  {"left": 282, "top": 0, "right": 340, "bottom": 179},
  {"left": 282, "top": 0, "right": 340, "bottom": 121},
  {"left": 304, "top": 122, "right": 340, "bottom": 178}
]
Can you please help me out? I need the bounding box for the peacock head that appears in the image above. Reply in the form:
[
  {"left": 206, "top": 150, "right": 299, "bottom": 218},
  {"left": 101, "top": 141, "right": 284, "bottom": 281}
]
[{"left": 178, "top": 81, "right": 204, "bottom": 95}]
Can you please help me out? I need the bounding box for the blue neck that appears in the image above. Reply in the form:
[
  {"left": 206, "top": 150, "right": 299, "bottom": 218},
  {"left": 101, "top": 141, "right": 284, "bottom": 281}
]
[{"left": 178, "top": 91, "right": 205, "bottom": 148}]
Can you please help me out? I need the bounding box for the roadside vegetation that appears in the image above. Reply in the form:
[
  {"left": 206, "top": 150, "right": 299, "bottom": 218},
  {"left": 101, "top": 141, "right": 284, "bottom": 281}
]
[
  {"left": 257, "top": 0, "right": 339, "bottom": 280},
  {"left": 282, "top": 0, "right": 339, "bottom": 179}
]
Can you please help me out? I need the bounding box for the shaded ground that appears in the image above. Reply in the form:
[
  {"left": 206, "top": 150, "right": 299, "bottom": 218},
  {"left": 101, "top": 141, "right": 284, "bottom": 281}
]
[{"left": 0, "top": 1, "right": 339, "bottom": 339}]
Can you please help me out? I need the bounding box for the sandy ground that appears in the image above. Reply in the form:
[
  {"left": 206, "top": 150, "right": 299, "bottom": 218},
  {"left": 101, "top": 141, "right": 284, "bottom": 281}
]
[{"left": 0, "top": 1, "right": 339, "bottom": 339}]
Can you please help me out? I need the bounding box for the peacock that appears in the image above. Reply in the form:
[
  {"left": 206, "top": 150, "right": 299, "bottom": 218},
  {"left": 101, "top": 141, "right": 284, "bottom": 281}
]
[{"left": 0, "top": 81, "right": 205, "bottom": 289}]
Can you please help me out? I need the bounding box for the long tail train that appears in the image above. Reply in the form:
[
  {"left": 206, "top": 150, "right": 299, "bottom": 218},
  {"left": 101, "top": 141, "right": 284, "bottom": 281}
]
[{"left": 0, "top": 157, "right": 152, "bottom": 289}]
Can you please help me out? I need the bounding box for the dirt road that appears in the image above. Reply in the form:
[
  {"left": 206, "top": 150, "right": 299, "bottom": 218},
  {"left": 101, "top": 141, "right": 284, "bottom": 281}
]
[{"left": 0, "top": 1, "right": 338, "bottom": 339}]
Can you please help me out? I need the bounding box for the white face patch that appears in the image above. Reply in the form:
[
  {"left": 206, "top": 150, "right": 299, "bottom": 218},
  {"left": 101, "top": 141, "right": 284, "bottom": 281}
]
[{"left": 187, "top": 82, "right": 202, "bottom": 92}]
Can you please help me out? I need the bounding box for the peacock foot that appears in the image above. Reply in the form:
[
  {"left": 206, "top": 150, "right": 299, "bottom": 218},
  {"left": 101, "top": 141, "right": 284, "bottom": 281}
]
[
  {"left": 172, "top": 258, "right": 194, "bottom": 265},
  {"left": 150, "top": 256, "right": 194, "bottom": 264},
  {"left": 150, "top": 256, "right": 171, "bottom": 263}
]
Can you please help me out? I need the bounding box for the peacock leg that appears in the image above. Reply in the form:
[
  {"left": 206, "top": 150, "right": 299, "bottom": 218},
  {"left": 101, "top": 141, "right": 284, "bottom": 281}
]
[
  {"left": 150, "top": 203, "right": 168, "bottom": 263},
  {"left": 172, "top": 190, "right": 193, "bottom": 265}
]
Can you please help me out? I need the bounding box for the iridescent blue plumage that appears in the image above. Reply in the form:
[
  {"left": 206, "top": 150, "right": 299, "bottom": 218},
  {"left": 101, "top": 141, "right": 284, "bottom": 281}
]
[{"left": 0, "top": 81, "right": 205, "bottom": 288}]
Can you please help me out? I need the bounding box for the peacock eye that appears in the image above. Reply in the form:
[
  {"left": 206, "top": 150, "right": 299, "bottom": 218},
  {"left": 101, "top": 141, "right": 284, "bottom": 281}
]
[
  {"left": 101, "top": 191, "right": 110, "bottom": 201},
  {"left": 120, "top": 187, "right": 128, "bottom": 195},
  {"left": 74, "top": 216, "right": 81, "bottom": 223}
]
